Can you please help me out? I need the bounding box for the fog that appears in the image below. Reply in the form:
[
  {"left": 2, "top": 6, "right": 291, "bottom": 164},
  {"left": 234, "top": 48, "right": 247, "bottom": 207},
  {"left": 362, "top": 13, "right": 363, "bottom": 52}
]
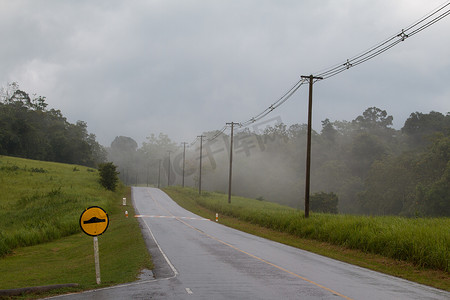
[{"left": 107, "top": 108, "right": 449, "bottom": 216}]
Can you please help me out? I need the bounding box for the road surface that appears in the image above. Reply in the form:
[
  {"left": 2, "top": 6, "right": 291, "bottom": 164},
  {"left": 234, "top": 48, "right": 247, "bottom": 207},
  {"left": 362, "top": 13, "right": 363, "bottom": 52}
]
[{"left": 52, "top": 187, "right": 449, "bottom": 299}]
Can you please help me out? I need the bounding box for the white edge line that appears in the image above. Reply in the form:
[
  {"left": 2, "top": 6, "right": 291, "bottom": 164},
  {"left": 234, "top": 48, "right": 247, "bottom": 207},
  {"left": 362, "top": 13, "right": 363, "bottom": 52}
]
[
  {"left": 143, "top": 218, "right": 179, "bottom": 275},
  {"left": 135, "top": 215, "right": 210, "bottom": 221},
  {"left": 138, "top": 188, "right": 178, "bottom": 275}
]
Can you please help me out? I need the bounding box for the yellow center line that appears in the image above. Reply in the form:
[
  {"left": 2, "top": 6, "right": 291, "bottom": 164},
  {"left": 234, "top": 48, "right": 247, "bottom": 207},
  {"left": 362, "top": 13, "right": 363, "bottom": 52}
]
[{"left": 147, "top": 189, "right": 353, "bottom": 300}]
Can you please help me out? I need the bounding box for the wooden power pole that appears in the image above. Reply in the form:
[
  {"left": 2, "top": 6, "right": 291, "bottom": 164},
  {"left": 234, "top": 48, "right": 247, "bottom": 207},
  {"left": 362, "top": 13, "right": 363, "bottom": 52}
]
[
  {"left": 301, "top": 74, "right": 322, "bottom": 218},
  {"left": 158, "top": 159, "right": 161, "bottom": 188},
  {"left": 167, "top": 150, "right": 172, "bottom": 186},
  {"left": 181, "top": 142, "right": 187, "bottom": 187},
  {"left": 197, "top": 135, "right": 206, "bottom": 195},
  {"left": 226, "top": 122, "right": 239, "bottom": 204}
]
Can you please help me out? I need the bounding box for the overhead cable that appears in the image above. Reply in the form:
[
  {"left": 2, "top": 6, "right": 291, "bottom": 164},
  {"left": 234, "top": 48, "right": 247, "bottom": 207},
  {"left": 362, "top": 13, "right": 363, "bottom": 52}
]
[
  {"left": 315, "top": 1, "right": 450, "bottom": 80},
  {"left": 206, "top": 125, "right": 229, "bottom": 142},
  {"left": 193, "top": 1, "right": 450, "bottom": 140},
  {"left": 240, "top": 77, "right": 307, "bottom": 127},
  {"left": 189, "top": 136, "right": 199, "bottom": 147}
]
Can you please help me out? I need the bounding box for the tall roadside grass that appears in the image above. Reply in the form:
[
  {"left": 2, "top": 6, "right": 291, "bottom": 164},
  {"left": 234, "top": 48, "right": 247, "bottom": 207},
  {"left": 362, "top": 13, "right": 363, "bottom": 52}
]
[
  {"left": 0, "top": 156, "right": 122, "bottom": 257},
  {"left": 165, "top": 186, "right": 449, "bottom": 273}
]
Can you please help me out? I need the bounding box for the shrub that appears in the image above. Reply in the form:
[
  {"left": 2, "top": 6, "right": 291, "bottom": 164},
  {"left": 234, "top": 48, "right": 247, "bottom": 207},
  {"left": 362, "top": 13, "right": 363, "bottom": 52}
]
[
  {"left": 311, "top": 192, "right": 338, "bottom": 213},
  {"left": 30, "top": 167, "right": 47, "bottom": 173},
  {"left": 98, "top": 162, "right": 120, "bottom": 191}
]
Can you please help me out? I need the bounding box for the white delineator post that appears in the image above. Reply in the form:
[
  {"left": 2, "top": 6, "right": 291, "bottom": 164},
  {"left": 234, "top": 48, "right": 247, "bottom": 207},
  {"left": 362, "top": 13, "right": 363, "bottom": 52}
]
[
  {"left": 93, "top": 236, "right": 101, "bottom": 285},
  {"left": 123, "top": 198, "right": 126, "bottom": 206},
  {"left": 216, "top": 213, "right": 218, "bottom": 222}
]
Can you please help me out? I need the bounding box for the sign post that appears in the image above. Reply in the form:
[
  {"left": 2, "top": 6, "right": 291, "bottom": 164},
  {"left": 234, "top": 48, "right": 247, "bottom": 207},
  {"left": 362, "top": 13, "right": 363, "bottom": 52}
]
[
  {"left": 93, "top": 236, "right": 101, "bottom": 284},
  {"left": 79, "top": 206, "right": 109, "bottom": 285}
]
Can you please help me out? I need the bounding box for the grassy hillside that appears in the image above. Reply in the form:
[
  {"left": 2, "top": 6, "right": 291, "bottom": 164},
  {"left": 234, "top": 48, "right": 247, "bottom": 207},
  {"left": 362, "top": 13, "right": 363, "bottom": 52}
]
[
  {"left": 0, "top": 156, "right": 151, "bottom": 294},
  {"left": 0, "top": 156, "right": 114, "bottom": 256},
  {"left": 164, "top": 186, "right": 449, "bottom": 290}
]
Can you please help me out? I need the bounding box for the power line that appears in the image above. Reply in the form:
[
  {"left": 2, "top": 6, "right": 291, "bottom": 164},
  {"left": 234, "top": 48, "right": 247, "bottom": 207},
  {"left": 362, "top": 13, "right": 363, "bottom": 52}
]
[
  {"left": 240, "top": 78, "right": 307, "bottom": 127},
  {"left": 241, "top": 1, "right": 450, "bottom": 125},
  {"left": 186, "top": 1, "right": 450, "bottom": 146},
  {"left": 315, "top": 2, "right": 450, "bottom": 80},
  {"left": 408, "top": 8, "right": 450, "bottom": 37},
  {"left": 404, "top": 1, "right": 450, "bottom": 32},
  {"left": 207, "top": 125, "right": 229, "bottom": 142},
  {"left": 189, "top": 136, "right": 199, "bottom": 147}
]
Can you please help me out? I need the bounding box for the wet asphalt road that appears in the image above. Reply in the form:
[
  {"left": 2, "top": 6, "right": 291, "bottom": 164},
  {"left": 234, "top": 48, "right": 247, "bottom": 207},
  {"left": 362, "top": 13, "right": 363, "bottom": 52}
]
[{"left": 51, "top": 187, "right": 449, "bottom": 299}]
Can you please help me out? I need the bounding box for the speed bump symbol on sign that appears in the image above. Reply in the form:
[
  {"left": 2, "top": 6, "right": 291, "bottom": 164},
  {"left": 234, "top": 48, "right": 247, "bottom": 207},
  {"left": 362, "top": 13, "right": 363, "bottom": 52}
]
[{"left": 79, "top": 206, "right": 109, "bottom": 236}]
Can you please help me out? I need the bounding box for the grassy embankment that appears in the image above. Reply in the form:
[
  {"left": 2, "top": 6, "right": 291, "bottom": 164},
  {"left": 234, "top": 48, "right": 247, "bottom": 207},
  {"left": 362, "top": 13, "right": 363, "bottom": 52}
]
[
  {"left": 164, "top": 186, "right": 449, "bottom": 291},
  {"left": 0, "top": 156, "right": 152, "bottom": 298}
]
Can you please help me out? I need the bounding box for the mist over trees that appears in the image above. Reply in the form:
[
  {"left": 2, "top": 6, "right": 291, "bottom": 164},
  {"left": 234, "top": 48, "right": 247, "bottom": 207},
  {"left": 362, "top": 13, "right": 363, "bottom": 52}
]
[
  {"left": 0, "top": 83, "right": 106, "bottom": 167},
  {"left": 2, "top": 81, "right": 446, "bottom": 216},
  {"left": 108, "top": 107, "right": 449, "bottom": 217}
]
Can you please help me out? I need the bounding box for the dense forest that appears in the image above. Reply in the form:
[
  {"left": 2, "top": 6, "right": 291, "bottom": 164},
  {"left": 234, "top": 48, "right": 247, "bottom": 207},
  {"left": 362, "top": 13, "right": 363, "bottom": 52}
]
[
  {"left": 0, "top": 83, "right": 106, "bottom": 167},
  {"left": 108, "top": 107, "right": 449, "bottom": 217}
]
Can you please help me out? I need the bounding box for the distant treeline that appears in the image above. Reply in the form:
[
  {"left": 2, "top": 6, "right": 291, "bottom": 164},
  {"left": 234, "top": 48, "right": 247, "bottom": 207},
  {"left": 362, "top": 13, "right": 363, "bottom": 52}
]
[
  {"left": 108, "top": 107, "right": 449, "bottom": 217},
  {"left": 0, "top": 83, "right": 106, "bottom": 167}
]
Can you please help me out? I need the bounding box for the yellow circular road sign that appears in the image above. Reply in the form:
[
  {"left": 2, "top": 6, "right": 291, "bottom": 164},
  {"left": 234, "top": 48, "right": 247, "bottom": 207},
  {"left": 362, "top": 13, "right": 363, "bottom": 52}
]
[{"left": 79, "top": 206, "right": 109, "bottom": 236}]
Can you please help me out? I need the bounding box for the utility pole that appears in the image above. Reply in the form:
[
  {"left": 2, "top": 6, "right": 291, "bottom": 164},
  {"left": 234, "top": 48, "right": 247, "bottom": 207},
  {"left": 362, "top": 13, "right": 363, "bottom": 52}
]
[
  {"left": 301, "top": 74, "right": 322, "bottom": 218},
  {"left": 226, "top": 122, "right": 239, "bottom": 204},
  {"left": 158, "top": 159, "right": 161, "bottom": 188},
  {"left": 146, "top": 162, "right": 149, "bottom": 187},
  {"left": 197, "top": 135, "right": 206, "bottom": 195},
  {"left": 167, "top": 150, "right": 172, "bottom": 186},
  {"left": 181, "top": 142, "right": 187, "bottom": 188}
]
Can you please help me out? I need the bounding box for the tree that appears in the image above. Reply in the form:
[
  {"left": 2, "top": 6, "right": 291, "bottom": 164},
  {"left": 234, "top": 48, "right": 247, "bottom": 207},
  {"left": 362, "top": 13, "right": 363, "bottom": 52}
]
[
  {"left": 413, "top": 135, "right": 450, "bottom": 216},
  {"left": 349, "top": 133, "right": 387, "bottom": 178},
  {"left": 415, "top": 162, "right": 450, "bottom": 217},
  {"left": 321, "top": 118, "right": 338, "bottom": 143},
  {"left": 140, "top": 133, "right": 179, "bottom": 184},
  {"left": 353, "top": 107, "right": 393, "bottom": 131},
  {"left": 87, "top": 133, "right": 107, "bottom": 165},
  {"left": 98, "top": 162, "right": 120, "bottom": 191},
  {"left": 402, "top": 111, "right": 450, "bottom": 148},
  {"left": 310, "top": 192, "right": 338, "bottom": 214},
  {"left": 358, "top": 155, "right": 417, "bottom": 215},
  {"left": 110, "top": 136, "right": 138, "bottom": 153},
  {"left": 0, "top": 83, "right": 106, "bottom": 167},
  {"left": 141, "top": 133, "right": 178, "bottom": 159},
  {"left": 108, "top": 136, "right": 140, "bottom": 185}
]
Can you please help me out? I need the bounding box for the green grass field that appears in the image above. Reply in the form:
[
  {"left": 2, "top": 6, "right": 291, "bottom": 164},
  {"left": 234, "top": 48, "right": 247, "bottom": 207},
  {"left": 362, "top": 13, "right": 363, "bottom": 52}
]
[
  {"left": 0, "top": 156, "right": 113, "bottom": 256},
  {"left": 164, "top": 186, "right": 450, "bottom": 290},
  {"left": 0, "top": 156, "right": 151, "bottom": 297}
]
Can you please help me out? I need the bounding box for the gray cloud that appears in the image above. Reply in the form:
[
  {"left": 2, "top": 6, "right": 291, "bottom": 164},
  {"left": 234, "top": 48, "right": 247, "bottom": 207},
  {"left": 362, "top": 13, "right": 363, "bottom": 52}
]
[{"left": 1, "top": 0, "right": 449, "bottom": 146}]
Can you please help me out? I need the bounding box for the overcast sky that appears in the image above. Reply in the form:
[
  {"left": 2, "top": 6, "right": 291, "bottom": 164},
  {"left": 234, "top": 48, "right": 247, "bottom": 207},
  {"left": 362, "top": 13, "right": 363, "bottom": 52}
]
[{"left": 1, "top": 0, "right": 449, "bottom": 146}]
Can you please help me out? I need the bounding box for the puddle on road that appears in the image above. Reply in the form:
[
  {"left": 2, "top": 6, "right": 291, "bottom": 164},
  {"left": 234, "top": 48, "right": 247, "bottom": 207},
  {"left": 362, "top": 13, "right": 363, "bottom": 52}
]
[{"left": 138, "top": 269, "right": 155, "bottom": 281}]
